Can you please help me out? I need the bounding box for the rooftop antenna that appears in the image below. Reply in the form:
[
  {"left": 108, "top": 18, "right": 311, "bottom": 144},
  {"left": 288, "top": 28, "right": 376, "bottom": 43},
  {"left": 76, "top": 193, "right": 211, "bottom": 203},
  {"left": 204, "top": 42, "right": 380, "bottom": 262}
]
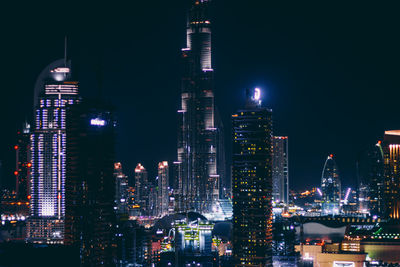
[{"left": 64, "top": 36, "right": 67, "bottom": 67}]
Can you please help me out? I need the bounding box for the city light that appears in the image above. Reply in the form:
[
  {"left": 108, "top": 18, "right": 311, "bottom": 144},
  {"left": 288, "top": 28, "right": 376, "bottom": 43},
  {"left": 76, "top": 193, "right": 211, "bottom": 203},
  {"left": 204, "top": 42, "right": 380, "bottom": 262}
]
[
  {"left": 254, "top": 88, "right": 261, "bottom": 100},
  {"left": 90, "top": 118, "right": 106, "bottom": 126}
]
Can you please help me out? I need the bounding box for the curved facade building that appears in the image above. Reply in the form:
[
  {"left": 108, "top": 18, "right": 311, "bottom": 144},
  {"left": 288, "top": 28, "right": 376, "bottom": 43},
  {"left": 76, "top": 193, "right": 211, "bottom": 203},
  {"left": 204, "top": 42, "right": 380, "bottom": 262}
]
[
  {"left": 27, "top": 58, "right": 79, "bottom": 243},
  {"left": 321, "top": 155, "right": 341, "bottom": 215}
]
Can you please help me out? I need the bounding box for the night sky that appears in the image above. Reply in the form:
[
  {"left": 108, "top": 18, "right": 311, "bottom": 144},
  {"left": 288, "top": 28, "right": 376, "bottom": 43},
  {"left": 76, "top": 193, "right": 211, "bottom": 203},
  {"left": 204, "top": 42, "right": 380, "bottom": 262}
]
[{"left": 0, "top": 1, "right": 399, "bottom": 191}]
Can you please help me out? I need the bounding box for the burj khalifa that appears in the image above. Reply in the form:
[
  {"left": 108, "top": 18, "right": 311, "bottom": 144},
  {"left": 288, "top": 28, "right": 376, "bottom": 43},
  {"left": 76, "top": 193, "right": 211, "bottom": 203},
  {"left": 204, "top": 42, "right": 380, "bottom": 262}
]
[{"left": 176, "top": 0, "right": 224, "bottom": 214}]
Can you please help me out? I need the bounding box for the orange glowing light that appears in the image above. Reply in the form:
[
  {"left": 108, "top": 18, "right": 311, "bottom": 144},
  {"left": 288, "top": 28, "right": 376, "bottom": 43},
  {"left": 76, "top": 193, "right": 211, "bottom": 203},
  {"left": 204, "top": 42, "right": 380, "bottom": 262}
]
[
  {"left": 14, "top": 171, "right": 18, "bottom": 176},
  {"left": 14, "top": 145, "right": 18, "bottom": 150},
  {"left": 27, "top": 195, "right": 31, "bottom": 200},
  {"left": 330, "top": 154, "right": 334, "bottom": 158},
  {"left": 58, "top": 195, "right": 61, "bottom": 199}
]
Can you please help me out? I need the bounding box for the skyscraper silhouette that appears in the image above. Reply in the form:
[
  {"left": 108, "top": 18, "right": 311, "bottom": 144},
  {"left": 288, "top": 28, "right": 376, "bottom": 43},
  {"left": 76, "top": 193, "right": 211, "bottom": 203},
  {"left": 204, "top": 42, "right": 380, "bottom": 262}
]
[{"left": 64, "top": 100, "right": 116, "bottom": 266}]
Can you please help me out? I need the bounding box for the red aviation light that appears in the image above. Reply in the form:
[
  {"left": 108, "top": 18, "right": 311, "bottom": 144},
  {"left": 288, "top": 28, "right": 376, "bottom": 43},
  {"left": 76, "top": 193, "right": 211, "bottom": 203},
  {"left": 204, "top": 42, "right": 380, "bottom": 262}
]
[
  {"left": 27, "top": 162, "right": 32, "bottom": 168},
  {"left": 27, "top": 195, "right": 31, "bottom": 200},
  {"left": 58, "top": 194, "right": 62, "bottom": 199},
  {"left": 14, "top": 171, "right": 18, "bottom": 176},
  {"left": 330, "top": 154, "right": 334, "bottom": 158},
  {"left": 14, "top": 145, "right": 18, "bottom": 150}
]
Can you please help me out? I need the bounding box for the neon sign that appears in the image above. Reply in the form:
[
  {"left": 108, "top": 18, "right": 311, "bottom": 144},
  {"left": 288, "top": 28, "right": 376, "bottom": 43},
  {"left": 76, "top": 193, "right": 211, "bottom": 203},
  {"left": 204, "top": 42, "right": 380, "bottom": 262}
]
[{"left": 90, "top": 118, "right": 106, "bottom": 126}]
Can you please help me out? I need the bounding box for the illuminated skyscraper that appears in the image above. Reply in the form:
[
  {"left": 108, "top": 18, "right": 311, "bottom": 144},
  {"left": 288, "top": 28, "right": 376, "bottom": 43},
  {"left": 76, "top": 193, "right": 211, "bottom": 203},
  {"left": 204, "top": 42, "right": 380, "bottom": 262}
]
[
  {"left": 176, "top": 0, "right": 223, "bottom": 213},
  {"left": 64, "top": 100, "right": 116, "bottom": 266},
  {"left": 135, "top": 163, "right": 149, "bottom": 216},
  {"left": 157, "top": 161, "right": 169, "bottom": 217},
  {"left": 272, "top": 136, "right": 289, "bottom": 204},
  {"left": 321, "top": 154, "right": 341, "bottom": 215},
  {"left": 382, "top": 130, "right": 400, "bottom": 220},
  {"left": 232, "top": 88, "right": 273, "bottom": 267},
  {"left": 27, "top": 58, "right": 79, "bottom": 243},
  {"left": 114, "top": 162, "right": 129, "bottom": 215}
]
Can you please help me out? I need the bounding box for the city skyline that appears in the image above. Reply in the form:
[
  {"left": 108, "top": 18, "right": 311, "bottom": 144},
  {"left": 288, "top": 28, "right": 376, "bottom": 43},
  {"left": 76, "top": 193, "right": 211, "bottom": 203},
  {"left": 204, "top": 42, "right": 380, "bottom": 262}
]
[{"left": 1, "top": 1, "right": 400, "bottom": 191}]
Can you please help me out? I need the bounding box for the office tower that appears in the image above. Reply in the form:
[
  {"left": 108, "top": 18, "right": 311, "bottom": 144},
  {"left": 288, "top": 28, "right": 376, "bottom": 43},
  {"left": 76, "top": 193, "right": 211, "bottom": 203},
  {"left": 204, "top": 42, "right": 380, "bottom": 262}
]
[
  {"left": 64, "top": 100, "right": 116, "bottom": 266},
  {"left": 14, "top": 122, "right": 31, "bottom": 202},
  {"left": 357, "top": 142, "right": 384, "bottom": 216},
  {"left": 157, "top": 161, "right": 169, "bottom": 217},
  {"left": 177, "top": 0, "right": 223, "bottom": 214},
  {"left": 135, "top": 163, "right": 149, "bottom": 216},
  {"left": 232, "top": 88, "right": 273, "bottom": 266},
  {"left": 272, "top": 136, "right": 289, "bottom": 204},
  {"left": 321, "top": 154, "right": 341, "bottom": 215},
  {"left": 27, "top": 58, "right": 79, "bottom": 243},
  {"left": 382, "top": 130, "right": 400, "bottom": 220},
  {"left": 114, "top": 162, "right": 129, "bottom": 215}
]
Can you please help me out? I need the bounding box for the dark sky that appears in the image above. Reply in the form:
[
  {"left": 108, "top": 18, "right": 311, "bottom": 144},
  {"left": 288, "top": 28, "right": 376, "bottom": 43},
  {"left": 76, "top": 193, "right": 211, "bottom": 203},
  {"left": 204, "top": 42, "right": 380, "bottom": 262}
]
[{"left": 0, "top": 1, "right": 399, "bottom": 191}]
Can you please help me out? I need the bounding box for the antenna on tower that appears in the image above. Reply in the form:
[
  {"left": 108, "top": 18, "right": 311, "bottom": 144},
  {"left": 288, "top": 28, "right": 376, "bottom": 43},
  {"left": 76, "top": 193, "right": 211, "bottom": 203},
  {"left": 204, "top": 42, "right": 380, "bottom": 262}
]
[{"left": 64, "top": 36, "right": 67, "bottom": 67}]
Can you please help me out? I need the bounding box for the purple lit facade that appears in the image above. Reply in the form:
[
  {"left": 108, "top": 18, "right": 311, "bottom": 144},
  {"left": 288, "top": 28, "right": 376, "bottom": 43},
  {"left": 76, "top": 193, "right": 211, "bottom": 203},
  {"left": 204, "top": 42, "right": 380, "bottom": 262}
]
[{"left": 27, "top": 59, "right": 79, "bottom": 243}]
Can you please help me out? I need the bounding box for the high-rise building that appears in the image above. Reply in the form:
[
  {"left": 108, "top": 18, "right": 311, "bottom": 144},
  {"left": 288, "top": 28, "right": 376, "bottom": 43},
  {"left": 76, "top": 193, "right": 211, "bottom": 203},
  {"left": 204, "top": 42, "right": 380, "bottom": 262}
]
[
  {"left": 135, "top": 163, "right": 149, "bottom": 216},
  {"left": 64, "top": 100, "right": 116, "bottom": 266},
  {"left": 357, "top": 142, "right": 384, "bottom": 216},
  {"left": 114, "top": 162, "right": 129, "bottom": 215},
  {"left": 27, "top": 58, "right": 79, "bottom": 243},
  {"left": 14, "top": 122, "right": 31, "bottom": 202},
  {"left": 321, "top": 154, "right": 341, "bottom": 215},
  {"left": 272, "top": 136, "right": 289, "bottom": 204},
  {"left": 176, "top": 0, "right": 223, "bottom": 214},
  {"left": 232, "top": 88, "right": 273, "bottom": 266},
  {"left": 157, "top": 161, "right": 169, "bottom": 217},
  {"left": 382, "top": 130, "right": 400, "bottom": 220}
]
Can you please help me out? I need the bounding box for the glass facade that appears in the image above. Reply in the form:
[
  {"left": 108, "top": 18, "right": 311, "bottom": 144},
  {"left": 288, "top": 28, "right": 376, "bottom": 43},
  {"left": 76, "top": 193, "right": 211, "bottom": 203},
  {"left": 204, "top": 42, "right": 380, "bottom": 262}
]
[
  {"left": 272, "top": 136, "right": 289, "bottom": 204},
  {"left": 232, "top": 88, "right": 273, "bottom": 266},
  {"left": 321, "top": 155, "right": 341, "bottom": 215}
]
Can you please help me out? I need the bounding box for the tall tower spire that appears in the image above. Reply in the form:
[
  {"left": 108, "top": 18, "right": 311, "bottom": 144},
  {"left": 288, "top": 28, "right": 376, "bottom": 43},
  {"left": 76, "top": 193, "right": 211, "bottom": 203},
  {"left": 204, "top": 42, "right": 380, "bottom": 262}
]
[
  {"left": 176, "top": 0, "right": 224, "bottom": 215},
  {"left": 186, "top": 0, "right": 212, "bottom": 70},
  {"left": 64, "top": 36, "right": 67, "bottom": 67}
]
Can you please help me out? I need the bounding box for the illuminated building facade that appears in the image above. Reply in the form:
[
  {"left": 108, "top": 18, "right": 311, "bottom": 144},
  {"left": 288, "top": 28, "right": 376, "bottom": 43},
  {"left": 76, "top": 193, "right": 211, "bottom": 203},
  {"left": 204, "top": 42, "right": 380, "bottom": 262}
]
[
  {"left": 232, "top": 88, "right": 273, "bottom": 266},
  {"left": 14, "top": 122, "right": 31, "bottom": 203},
  {"left": 382, "top": 130, "right": 400, "bottom": 220},
  {"left": 135, "top": 163, "right": 149, "bottom": 216},
  {"left": 174, "top": 218, "right": 213, "bottom": 253},
  {"left": 27, "top": 59, "right": 79, "bottom": 243},
  {"left": 64, "top": 101, "right": 116, "bottom": 266},
  {"left": 114, "top": 162, "right": 129, "bottom": 215},
  {"left": 177, "top": 0, "right": 223, "bottom": 213},
  {"left": 272, "top": 136, "right": 289, "bottom": 204},
  {"left": 321, "top": 155, "right": 341, "bottom": 215},
  {"left": 157, "top": 161, "right": 169, "bottom": 217}
]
